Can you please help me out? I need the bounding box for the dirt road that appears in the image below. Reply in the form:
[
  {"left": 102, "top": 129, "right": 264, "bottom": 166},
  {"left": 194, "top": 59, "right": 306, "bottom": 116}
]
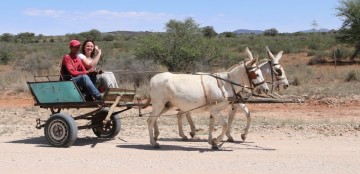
[
  {"left": 0, "top": 93, "right": 360, "bottom": 173},
  {"left": 1, "top": 135, "right": 359, "bottom": 174}
]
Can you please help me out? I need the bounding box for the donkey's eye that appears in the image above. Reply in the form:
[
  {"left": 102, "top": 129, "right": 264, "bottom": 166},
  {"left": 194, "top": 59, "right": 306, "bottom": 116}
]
[{"left": 273, "top": 68, "right": 282, "bottom": 76}]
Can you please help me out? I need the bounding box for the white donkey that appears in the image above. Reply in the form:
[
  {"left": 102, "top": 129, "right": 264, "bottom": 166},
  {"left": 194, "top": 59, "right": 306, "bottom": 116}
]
[
  {"left": 143, "top": 47, "right": 269, "bottom": 149},
  {"left": 177, "top": 46, "right": 289, "bottom": 142}
]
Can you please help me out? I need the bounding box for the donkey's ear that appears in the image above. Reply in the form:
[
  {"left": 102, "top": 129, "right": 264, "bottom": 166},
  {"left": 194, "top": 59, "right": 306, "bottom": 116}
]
[
  {"left": 245, "top": 47, "right": 254, "bottom": 61},
  {"left": 275, "top": 51, "right": 284, "bottom": 62},
  {"left": 250, "top": 57, "right": 258, "bottom": 66},
  {"left": 266, "top": 46, "right": 275, "bottom": 60}
]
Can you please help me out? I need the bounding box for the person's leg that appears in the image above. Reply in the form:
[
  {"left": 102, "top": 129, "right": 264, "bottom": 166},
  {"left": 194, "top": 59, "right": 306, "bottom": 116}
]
[
  {"left": 72, "top": 75, "right": 101, "bottom": 99},
  {"left": 88, "top": 73, "right": 97, "bottom": 87}
]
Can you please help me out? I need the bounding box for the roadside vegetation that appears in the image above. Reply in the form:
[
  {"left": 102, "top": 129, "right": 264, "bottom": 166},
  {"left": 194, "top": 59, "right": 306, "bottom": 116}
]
[{"left": 1, "top": 0, "right": 360, "bottom": 99}]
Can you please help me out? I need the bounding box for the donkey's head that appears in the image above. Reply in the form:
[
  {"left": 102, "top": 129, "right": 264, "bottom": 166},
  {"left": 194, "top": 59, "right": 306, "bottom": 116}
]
[
  {"left": 244, "top": 47, "right": 269, "bottom": 94},
  {"left": 265, "top": 46, "right": 289, "bottom": 91}
]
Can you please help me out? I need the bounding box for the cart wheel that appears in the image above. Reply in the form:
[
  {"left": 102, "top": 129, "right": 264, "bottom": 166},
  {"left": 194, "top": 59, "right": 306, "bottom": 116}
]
[
  {"left": 44, "top": 113, "right": 78, "bottom": 147},
  {"left": 92, "top": 109, "right": 121, "bottom": 138}
]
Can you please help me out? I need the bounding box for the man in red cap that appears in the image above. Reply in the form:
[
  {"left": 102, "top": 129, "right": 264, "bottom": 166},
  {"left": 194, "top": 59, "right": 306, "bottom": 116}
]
[{"left": 60, "top": 39, "right": 102, "bottom": 101}]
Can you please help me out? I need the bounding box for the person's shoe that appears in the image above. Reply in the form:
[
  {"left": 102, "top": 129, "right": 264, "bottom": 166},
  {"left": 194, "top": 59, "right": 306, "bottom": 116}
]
[
  {"left": 84, "top": 94, "right": 94, "bottom": 101},
  {"left": 95, "top": 95, "right": 103, "bottom": 102}
]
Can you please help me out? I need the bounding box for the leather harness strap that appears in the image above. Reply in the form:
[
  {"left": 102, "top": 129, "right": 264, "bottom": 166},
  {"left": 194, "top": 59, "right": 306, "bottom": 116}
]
[
  {"left": 200, "top": 75, "right": 209, "bottom": 104},
  {"left": 214, "top": 74, "right": 226, "bottom": 99}
]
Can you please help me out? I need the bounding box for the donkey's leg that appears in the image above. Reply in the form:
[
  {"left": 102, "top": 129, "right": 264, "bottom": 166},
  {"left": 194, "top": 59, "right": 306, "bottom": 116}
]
[
  {"left": 185, "top": 112, "right": 196, "bottom": 138},
  {"left": 211, "top": 111, "right": 228, "bottom": 149},
  {"left": 239, "top": 103, "right": 251, "bottom": 141},
  {"left": 178, "top": 111, "right": 196, "bottom": 140},
  {"left": 177, "top": 111, "right": 188, "bottom": 140},
  {"left": 147, "top": 103, "right": 165, "bottom": 148},
  {"left": 147, "top": 115, "right": 160, "bottom": 148},
  {"left": 154, "top": 120, "right": 160, "bottom": 141},
  {"left": 226, "top": 104, "right": 238, "bottom": 142},
  {"left": 208, "top": 115, "right": 215, "bottom": 145},
  {"left": 153, "top": 106, "right": 172, "bottom": 141}
]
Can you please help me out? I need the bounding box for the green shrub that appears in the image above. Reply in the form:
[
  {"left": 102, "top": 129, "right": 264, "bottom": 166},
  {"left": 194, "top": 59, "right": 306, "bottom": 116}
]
[
  {"left": 22, "top": 51, "right": 56, "bottom": 74},
  {"left": 345, "top": 70, "right": 359, "bottom": 82},
  {"left": 331, "top": 48, "right": 353, "bottom": 60},
  {"left": 0, "top": 50, "right": 12, "bottom": 64},
  {"left": 292, "top": 76, "right": 301, "bottom": 86},
  {"left": 307, "top": 56, "right": 327, "bottom": 65}
]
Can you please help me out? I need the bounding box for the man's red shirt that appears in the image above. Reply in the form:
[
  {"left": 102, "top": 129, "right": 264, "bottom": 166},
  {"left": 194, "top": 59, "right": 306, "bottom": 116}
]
[{"left": 61, "top": 54, "right": 87, "bottom": 77}]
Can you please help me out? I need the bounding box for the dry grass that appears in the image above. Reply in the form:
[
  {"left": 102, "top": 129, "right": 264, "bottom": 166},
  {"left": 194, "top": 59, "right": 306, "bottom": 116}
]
[
  {"left": 281, "top": 61, "right": 360, "bottom": 98},
  {"left": 1, "top": 53, "right": 360, "bottom": 100}
]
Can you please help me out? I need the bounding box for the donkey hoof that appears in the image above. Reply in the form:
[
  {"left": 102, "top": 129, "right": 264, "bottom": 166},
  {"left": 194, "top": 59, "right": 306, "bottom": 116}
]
[
  {"left": 227, "top": 137, "right": 235, "bottom": 142},
  {"left": 241, "top": 134, "right": 247, "bottom": 141},
  {"left": 153, "top": 143, "right": 160, "bottom": 149},
  {"left": 190, "top": 132, "right": 195, "bottom": 138},
  {"left": 211, "top": 138, "right": 219, "bottom": 149},
  {"left": 211, "top": 145, "right": 219, "bottom": 150},
  {"left": 181, "top": 136, "right": 189, "bottom": 141}
]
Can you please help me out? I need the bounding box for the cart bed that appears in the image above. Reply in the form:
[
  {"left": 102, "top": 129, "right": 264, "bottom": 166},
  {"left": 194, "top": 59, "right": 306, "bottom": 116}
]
[{"left": 27, "top": 80, "right": 142, "bottom": 109}]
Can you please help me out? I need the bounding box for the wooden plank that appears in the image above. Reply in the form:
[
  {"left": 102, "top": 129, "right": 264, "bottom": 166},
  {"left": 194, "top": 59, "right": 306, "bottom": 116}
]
[
  {"left": 107, "top": 88, "right": 136, "bottom": 94},
  {"left": 104, "top": 96, "right": 122, "bottom": 122},
  {"left": 237, "top": 98, "right": 303, "bottom": 103},
  {"left": 103, "top": 88, "right": 136, "bottom": 102},
  {"left": 104, "top": 94, "right": 134, "bottom": 102}
]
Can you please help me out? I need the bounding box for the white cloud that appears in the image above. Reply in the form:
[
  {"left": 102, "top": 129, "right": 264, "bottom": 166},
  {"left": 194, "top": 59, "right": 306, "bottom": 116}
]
[
  {"left": 88, "top": 10, "right": 172, "bottom": 21},
  {"left": 19, "top": 8, "right": 220, "bottom": 34},
  {"left": 23, "top": 8, "right": 172, "bottom": 21},
  {"left": 23, "top": 8, "right": 65, "bottom": 18}
]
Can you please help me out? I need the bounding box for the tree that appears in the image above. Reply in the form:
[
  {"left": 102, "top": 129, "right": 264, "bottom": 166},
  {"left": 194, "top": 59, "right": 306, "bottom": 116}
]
[
  {"left": 312, "top": 19, "right": 319, "bottom": 32},
  {"left": 103, "top": 34, "right": 115, "bottom": 41},
  {"left": 221, "top": 32, "right": 236, "bottom": 38},
  {"left": 15, "top": 32, "right": 36, "bottom": 43},
  {"left": 0, "top": 50, "right": 12, "bottom": 64},
  {"left": 202, "top": 26, "right": 217, "bottom": 38},
  {"left": 136, "top": 17, "right": 223, "bottom": 72},
  {"left": 264, "top": 28, "right": 279, "bottom": 36},
  {"left": 336, "top": 0, "right": 360, "bottom": 60},
  {"left": 0, "top": 33, "right": 14, "bottom": 42},
  {"left": 79, "top": 29, "right": 102, "bottom": 41}
]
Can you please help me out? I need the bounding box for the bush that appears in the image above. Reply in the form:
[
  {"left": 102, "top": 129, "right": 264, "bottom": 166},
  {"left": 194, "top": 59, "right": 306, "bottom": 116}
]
[
  {"left": 292, "top": 76, "right": 301, "bottom": 86},
  {"left": 22, "top": 51, "right": 56, "bottom": 74},
  {"left": 307, "top": 56, "right": 327, "bottom": 65},
  {"left": 345, "top": 70, "right": 359, "bottom": 82},
  {"left": 331, "top": 48, "right": 353, "bottom": 60},
  {"left": 0, "top": 50, "right": 12, "bottom": 64}
]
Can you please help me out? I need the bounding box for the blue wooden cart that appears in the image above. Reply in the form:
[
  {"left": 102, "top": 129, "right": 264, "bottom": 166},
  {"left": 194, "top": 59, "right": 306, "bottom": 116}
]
[{"left": 27, "top": 76, "right": 143, "bottom": 147}]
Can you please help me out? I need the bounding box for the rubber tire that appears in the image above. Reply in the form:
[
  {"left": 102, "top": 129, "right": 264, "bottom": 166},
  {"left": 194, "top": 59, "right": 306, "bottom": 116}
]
[
  {"left": 92, "top": 108, "right": 121, "bottom": 138},
  {"left": 44, "top": 113, "right": 78, "bottom": 147}
]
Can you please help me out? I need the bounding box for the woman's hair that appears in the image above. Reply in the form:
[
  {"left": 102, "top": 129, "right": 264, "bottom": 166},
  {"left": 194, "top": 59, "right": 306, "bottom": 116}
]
[{"left": 81, "top": 39, "right": 96, "bottom": 58}]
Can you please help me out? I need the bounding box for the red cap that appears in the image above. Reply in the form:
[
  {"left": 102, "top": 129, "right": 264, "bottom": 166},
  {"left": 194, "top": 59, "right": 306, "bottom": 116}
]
[{"left": 69, "top": 40, "right": 81, "bottom": 47}]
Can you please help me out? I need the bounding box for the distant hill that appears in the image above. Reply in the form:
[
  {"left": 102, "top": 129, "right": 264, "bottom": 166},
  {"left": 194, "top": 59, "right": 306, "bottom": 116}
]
[
  {"left": 233, "top": 29, "right": 264, "bottom": 35},
  {"left": 232, "top": 28, "right": 331, "bottom": 35},
  {"left": 297, "top": 28, "right": 330, "bottom": 33}
]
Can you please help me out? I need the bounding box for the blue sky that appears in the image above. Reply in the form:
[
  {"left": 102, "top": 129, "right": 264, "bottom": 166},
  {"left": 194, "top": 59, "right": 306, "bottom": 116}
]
[{"left": 1, "top": 0, "right": 343, "bottom": 36}]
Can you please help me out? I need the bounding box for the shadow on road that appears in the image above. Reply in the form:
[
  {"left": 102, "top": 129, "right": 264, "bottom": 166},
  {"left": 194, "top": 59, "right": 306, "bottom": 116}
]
[
  {"left": 117, "top": 137, "right": 276, "bottom": 152},
  {"left": 5, "top": 136, "right": 276, "bottom": 151},
  {"left": 5, "top": 136, "right": 115, "bottom": 148}
]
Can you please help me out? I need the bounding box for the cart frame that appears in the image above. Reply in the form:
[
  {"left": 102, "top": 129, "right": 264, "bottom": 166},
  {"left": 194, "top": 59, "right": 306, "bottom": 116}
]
[{"left": 27, "top": 75, "right": 143, "bottom": 147}]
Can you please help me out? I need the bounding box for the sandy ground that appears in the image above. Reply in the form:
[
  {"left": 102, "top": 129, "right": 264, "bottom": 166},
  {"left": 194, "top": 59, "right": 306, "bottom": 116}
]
[{"left": 0, "top": 92, "right": 360, "bottom": 174}]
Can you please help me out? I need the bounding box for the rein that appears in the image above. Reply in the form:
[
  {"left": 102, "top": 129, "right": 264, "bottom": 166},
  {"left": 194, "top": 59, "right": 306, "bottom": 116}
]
[
  {"left": 268, "top": 60, "right": 286, "bottom": 93},
  {"left": 194, "top": 63, "right": 264, "bottom": 104},
  {"left": 208, "top": 74, "right": 253, "bottom": 90}
]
